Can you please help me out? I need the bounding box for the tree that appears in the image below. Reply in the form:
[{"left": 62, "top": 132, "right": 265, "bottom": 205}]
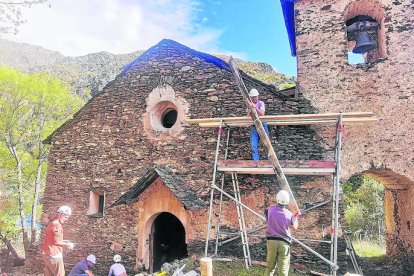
[
  {"left": 343, "top": 174, "right": 385, "bottom": 239},
  {"left": 0, "top": 67, "right": 83, "bottom": 251},
  {"left": 0, "top": 0, "right": 48, "bottom": 35}
]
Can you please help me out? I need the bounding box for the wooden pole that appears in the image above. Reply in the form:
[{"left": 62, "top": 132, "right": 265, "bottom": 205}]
[
  {"left": 228, "top": 56, "right": 299, "bottom": 213},
  {"left": 200, "top": 257, "right": 213, "bottom": 276},
  {"left": 186, "top": 111, "right": 375, "bottom": 124}
]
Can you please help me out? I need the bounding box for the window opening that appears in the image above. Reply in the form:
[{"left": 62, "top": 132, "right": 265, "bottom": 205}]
[
  {"left": 89, "top": 191, "right": 105, "bottom": 218},
  {"left": 347, "top": 52, "right": 365, "bottom": 65},
  {"left": 344, "top": 0, "right": 388, "bottom": 65},
  {"left": 161, "top": 108, "right": 178, "bottom": 128}
]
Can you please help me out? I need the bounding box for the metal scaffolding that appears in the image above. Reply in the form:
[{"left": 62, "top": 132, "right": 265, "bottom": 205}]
[
  {"left": 198, "top": 117, "right": 343, "bottom": 273},
  {"left": 189, "top": 58, "right": 374, "bottom": 274}
]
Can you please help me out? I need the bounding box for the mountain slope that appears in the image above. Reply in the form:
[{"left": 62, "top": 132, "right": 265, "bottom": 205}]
[
  {"left": 0, "top": 39, "right": 295, "bottom": 99},
  {"left": 0, "top": 38, "right": 64, "bottom": 69}
]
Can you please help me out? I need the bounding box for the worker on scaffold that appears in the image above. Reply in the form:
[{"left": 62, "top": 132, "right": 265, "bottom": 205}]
[
  {"left": 264, "top": 190, "right": 300, "bottom": 276},
  {"left": 246, "top": 88, "right": 269, "bottom": 160}
]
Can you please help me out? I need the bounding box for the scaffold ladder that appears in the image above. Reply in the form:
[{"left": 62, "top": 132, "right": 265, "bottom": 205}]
[
  {"left": 214, "top": 128, "right": 231, "bottom": 256},
  {"left": 231, "top": 172, "right": 252, "bottom": 268}
]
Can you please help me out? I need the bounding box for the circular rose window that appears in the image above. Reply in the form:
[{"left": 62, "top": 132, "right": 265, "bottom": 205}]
[
  {"left": 144, "top": 85, "right": 188, "bottom": 140},
  {"left": 150, "top": 101, "right": 180, "bottom": 132}
]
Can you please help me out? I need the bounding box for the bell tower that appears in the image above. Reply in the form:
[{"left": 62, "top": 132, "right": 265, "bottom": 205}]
[{"left": 281, "top": 0, "right": 414, "bottom": 260}]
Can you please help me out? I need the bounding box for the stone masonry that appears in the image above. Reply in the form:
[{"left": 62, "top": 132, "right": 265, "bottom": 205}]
[
  {"left": 24, "top": 39, "right": 347, "bottom": 274},
  {"left": 294, "top": 0, "right": 414, "bottom": 261}
]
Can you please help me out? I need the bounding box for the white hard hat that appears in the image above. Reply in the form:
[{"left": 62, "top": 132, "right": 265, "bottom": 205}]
[
  {"left": 249, "top": 88, "right": 259, "bottom": 97},
  {"left": 113, "top": 254, "right": 122, "bottom": 263},
  {"left": 276, "top": 190, "right": 290, "bottom": 205},
  {"left": 87, "top": 254, "right": 96, "bottom": 264},
  {"left": 57, "top": 205, "right": 72, "bottom": 216}
]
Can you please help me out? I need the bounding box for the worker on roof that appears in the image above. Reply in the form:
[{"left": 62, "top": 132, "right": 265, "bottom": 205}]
[
  {"left": 42, "top": 205, "right": 75, "bottom": 276},
  {"left": 264, "top": 190, "right": 300, "bottom": 276},
  {"left": 108, "top": 254, "right": 128, "bottom": 276},
  {"left": 247, "top": 88, "right": 270, "bottom": 160},
  {"left": 68, "top": 254, "right": 96, "bottom": 276}
]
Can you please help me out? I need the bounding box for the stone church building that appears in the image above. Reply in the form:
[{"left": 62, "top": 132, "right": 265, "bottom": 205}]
[
  {"left": 25, "top": 0, "right": 413, "bottom": 274},
  {"left": 29, "top": 39, "right": 336, "bottom": 274}
]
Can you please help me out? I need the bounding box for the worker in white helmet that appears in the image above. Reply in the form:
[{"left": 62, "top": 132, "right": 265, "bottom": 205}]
[
  {"left": 42, "top": 205, "right": 75, "bottom": 276},
  {"left": 68, "top": 254, "right": 96, "bottom": 276},
  {"left": 246, "top": 88, "right": 270, "bottom": 160},
  {"left": 264, "top": 190, "right": 300, "bottom": 276},
  {"left": 108, "top": 254, "right": 127, "bottom": 276}
]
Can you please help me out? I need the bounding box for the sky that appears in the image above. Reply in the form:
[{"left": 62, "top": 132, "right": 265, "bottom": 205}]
[{"left": 3, "top": 0, "right": 298, "bottom": 76}]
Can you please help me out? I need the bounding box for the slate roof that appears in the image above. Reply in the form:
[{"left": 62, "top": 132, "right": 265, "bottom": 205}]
[
  {"left": 120, "top": 39, "right": 231, "bottom": 76},
  {"left": 111, "top": 165, "right": 206, "bottom": 211}
]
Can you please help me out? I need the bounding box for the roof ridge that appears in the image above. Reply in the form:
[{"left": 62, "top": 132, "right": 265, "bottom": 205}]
[{"left": 119, "top": 39, "right": 230, "bottom": 76}]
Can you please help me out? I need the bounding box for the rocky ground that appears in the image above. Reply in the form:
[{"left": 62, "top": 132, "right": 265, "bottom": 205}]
[
  {"left": 357, "top": 255, "right": 414, "bottom": 276},
  {"left": 3, "top": 259, "right": 412, "bottom": 276}
]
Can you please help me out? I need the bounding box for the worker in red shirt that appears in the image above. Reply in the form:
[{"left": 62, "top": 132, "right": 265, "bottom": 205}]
[{"left": 42, "top": 205, "right": 74, "bottom": 276}]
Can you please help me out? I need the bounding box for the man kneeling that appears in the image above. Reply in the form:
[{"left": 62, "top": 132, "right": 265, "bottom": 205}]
[
  {"left": 68, "top": 254, "right": 96, "bottom": 276},
  {"left": 108, "top": 254, "right": 127, "bottom": 276}
]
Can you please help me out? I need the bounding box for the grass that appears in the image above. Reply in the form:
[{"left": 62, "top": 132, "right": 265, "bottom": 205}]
[
  {"left": 212, "top": 260, "right": 301, "bottom": 276},
  {"left": 353, "top": 239, "right": 386, "bottom": 260}
]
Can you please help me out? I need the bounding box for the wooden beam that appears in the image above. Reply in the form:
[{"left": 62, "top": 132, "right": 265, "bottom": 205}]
[
  {"left": 186, "top": 112, "right": 375, "bottom": 124},
  {"left": 218, "top": 160, "right": 336, "bottom": 168},
  {"left": 197, "top": 117, "right": 377, "bottom": 128},
  {"left": 384, "top": 185, "right": 409, "bottom": 190},
  {"left": 229, "top": 57, "right": 299, "bottom": 213},
  {"left": 217, "top": 166, "right": 335, "bottom": 175},
  {"left": 217, "top": 160, "right": 335, "bottom": 175}
]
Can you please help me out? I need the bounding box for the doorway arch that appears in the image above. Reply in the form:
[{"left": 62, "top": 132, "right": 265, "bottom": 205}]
[
  {"left": 343, "top": 170, "right": 413, "bottom": 256},
  {"left": 150, "top": 212, "right": 188, "bottom": 272}
]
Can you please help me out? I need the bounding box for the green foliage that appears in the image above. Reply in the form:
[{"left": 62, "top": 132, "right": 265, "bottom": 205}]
[
  {"left": 278, "top": 83, "right": 296, "bottom": 90},
  {"left": 353, "top": 239, "right": 386, "bottom": 259},
  {"left": 212, "top": 260, "right": 301, "bottom": 276},
  {"left": 0, "top": 197, "right": 20, "bottom": 237},
  {"left": 213, "top": 55, "right": 296, "bottom": 89},
  {"left": 343, "top": 174, "right": 385, "bottom": 238},
  {"left": 0, "top": 66, "right": 84, "bottom": 240},
  {"left": 84, "top": 88, "right": 92, "bottom": 98},
  {"left": 343, "top": 174, "right": 364, "bottom": 195}
]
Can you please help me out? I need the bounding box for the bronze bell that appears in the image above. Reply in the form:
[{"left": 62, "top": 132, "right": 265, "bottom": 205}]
[{"left": 353, "top": 31, "right": 375, "bottom": 54}]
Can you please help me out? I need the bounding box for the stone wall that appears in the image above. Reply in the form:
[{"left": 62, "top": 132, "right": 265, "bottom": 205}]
[
  {"left": 26, "top": 39, "right": 343, "bottom": 274},
  {"left": 294, "top": 0, "right": 414, "bottom": 259}
]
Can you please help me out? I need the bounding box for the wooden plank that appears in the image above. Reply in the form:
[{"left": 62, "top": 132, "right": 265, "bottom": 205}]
[
  {"left": 197, "top": 117, "right": 377, "bottom": 128},
  {"left": 217, "top": 166, "right": 335, "bottom": 175},
  {"left": 229, "top": 57, "right": 299, "bottom": 213},
  {"left": 218, "top": 160, "right": 336, "bottom": 169},
  {"left": 308, "top": 160, "right": 336, "bottom": 168},
  {"left": 186, "top": 112, "right": 375, "bottom": 124}
]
